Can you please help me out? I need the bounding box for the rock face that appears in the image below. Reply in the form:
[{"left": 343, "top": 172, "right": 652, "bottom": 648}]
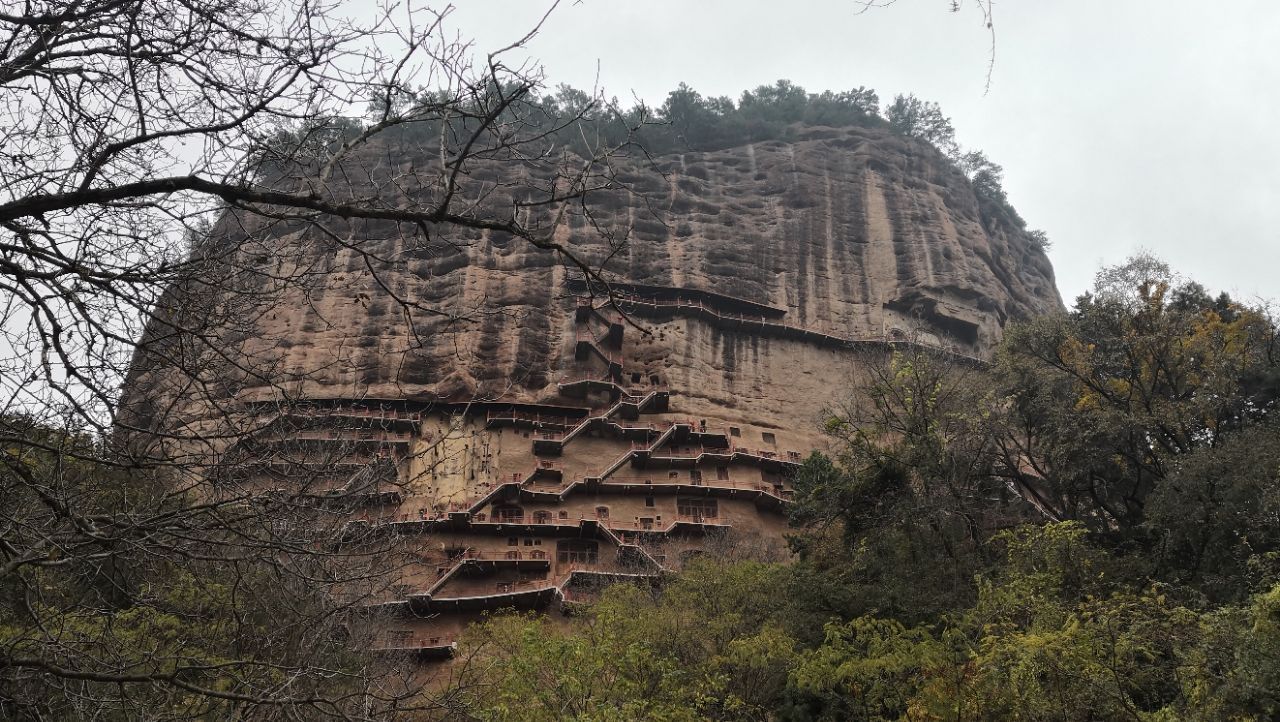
[
  {"left": 161, "top": 124, "right": 1057, "bottom": 410},
  {"left": 126, "top": 122, "right": 1061, "bottom": 656}
]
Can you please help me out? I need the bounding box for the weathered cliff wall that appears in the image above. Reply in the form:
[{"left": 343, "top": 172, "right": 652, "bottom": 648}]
[
  {"left": 142, "top": 123, "right": 1058, "bottom": 432},
  {"left": 121, "top": 122, "right": 1062, "bottom": 654}
]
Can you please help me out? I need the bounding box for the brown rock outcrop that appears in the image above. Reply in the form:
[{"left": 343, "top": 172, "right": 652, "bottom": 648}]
[
  {"left": 124, "top": 122, "right": 1062, "bottom": 657},
  {"left": 148, "top": 125, "right": 1056, "bottom": 408}
]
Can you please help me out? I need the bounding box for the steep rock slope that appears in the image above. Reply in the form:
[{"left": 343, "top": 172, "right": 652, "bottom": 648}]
[
  {"left": 163, "top": 124, "right": 1058, "bottom": 421},
  {"left": 120, "top": 121, "right": 1063, "bottom": 654}
]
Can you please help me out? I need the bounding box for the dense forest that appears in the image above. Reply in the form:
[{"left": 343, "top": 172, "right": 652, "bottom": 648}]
[{"left": 437, "top": 256, "right": 1280, "bottom": 721}]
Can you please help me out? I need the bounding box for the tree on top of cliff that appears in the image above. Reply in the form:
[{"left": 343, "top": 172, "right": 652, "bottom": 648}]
[
  {"left": 638, "top": 80, "right": 884, "bottom": 153},
  {"left": 885, "top": 94, "right": 959, "bottom": 157}
]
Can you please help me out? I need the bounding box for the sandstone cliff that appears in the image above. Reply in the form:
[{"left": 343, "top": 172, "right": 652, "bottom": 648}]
[
  {"left": 162, "top": 124, "right": 1053, "bottom": 402},
  {"left": 122, "top": 121, "right": 1062, "bottom": 463},
  {"left": 118, "top": 120, "right": 1064, "bottom": 650}
]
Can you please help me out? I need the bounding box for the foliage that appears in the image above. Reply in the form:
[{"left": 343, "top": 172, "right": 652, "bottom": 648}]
[
  {"left": 788, "top": 345, "right": 1023, "bottom": 624},
  {"left": 1144, "top": 423, "right": 1280, "bottom": 599},
  {"left": 995, "top": 254, "right": 1280, "bottom": 535},
  {"left": 1027, "top": 228, "right": 1052, "bottom": 251},
  {"left": 449, "top": 524, "right": 1280, "bottom": 721},
  {"left": 1177, "top": 583, "right": 1280, "bottom": 719},
  {"left": 451, "top": 561, "right": 798, "bottom": 721},
  {"left": 885, "top": 95, "right": 957, "bottom": 157},
  {"left": 0, "top": 416, "right": 404, "bottom": 719},
  {"left": 956, "top": 150, "right": 1026, "bottom": 230},
  {"left": 518, "top": 79, "right": 885, "bottom": 158},
  {"left": 884, "top": 98, "right": 1025, "bottom": 231}
]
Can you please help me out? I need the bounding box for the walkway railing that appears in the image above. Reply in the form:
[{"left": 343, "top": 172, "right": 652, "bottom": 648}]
[
  {"left": 431, "top": 578, "right": 558, "bottom": 602},
  {"left": 603, "top": 516, "right": 731, "bottom": 532},
  {"left": 485, "top": 408, "right": 578, "bottom": 428},
  {"left": 533, "top": 388, "right": 669, "bottom": 453},
  {"left": 290, "top": 407, "right": 421, "bottom": 422},
  {"left": 289, "top": 429, "right": 414, "bottom": 443},
  {"left": 582, "top": 293, "right": 984, "bottom": 361},
  {"left": 373, "top": 634, "right": 456, "bottom": 652},
  {"left": 602, "top": 476, "right": 790, "bottom": 495}
]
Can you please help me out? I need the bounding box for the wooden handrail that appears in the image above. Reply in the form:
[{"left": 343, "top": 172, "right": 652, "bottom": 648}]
[{"left": 374, "top": 634, "right": 456, "bottom": 651}]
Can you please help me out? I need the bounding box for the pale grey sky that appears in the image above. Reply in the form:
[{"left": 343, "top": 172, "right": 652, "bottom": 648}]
[{"left": 445, "top": 1, "right": 1279, "bottom": 304}]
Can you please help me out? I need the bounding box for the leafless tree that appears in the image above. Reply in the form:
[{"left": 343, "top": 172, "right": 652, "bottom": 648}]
[{"left": 0, "top": 0, "right": 641, "bottom": 716}]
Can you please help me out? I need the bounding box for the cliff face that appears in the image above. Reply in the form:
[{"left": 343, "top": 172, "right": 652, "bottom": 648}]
[
  {"left": 168, "top": 124, "right": 1057, "bottom": 418},
  {"left": 122, "top": 122, "right": 1062, "bottom": 651}
]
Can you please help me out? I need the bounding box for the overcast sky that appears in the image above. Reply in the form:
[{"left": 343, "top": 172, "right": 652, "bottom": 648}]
[{"left": 445, "top": 1, "right": 1279, "bottom": 305}]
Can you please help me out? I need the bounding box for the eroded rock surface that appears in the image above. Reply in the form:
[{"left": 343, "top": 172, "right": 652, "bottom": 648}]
[
  {"left": 133, "top": 124, "right": 1057, "bottom": 425},
  {"left": 121, "top": 123, "right": 1062, "bottom": 651}
]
